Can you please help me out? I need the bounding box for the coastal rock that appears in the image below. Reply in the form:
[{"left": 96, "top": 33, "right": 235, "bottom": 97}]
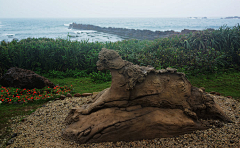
[
  {"left": 62, "top": 48, "right": 230, "bottom": 144},
  {"left": 224, "top": 16, "right": 240, "bottom": 19},
  {"left": 181, "top": 29, "right": 198, "bottom": 34},
  {"left": 0, "top": 67, "right": 55, "bottom": 89},
  {"left": 69, "top": 23, "right": 202, "bottom": 40}
]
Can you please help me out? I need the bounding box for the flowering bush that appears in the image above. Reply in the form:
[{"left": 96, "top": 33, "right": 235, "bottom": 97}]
[{"left": 0, "top": 85, "right": 73, "bottom": 105}]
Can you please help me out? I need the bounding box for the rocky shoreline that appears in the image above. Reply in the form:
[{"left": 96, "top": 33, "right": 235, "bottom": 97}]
[
  {"left": 4, "top": 94, "right": 240, "bottom": 148},
  {"left": 69, "top": 23, "right": 209, "bottom": 40}
]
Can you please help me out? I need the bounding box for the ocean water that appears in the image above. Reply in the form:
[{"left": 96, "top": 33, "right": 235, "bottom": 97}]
[{"left": 0, "top": 18, "right": 240, "bottom": 42}]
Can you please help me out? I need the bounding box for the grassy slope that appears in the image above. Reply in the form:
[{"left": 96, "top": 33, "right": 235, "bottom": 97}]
[
  {"left": 188, "top": 71, "right": 240, "bottom": 100},
  {"left": 49, "top": 77, "right": 111, "bottom": 94}
]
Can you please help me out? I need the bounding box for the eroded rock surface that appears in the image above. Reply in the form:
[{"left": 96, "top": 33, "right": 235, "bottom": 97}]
[
  {"left": 62, "top": 48, "right": 231, "bottom": 144},
  {"left": 0, "top": 67, "right": 55, "bottom": 89}
]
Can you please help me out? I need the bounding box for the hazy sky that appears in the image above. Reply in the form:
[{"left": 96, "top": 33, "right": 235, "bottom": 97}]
[{"left": 0, "top": 0, "right": 239, "bottom": 18}]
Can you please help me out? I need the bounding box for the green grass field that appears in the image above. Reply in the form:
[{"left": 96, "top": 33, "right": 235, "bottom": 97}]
[
  {"left": 188, "top": 71, "right": 240, "bottom": 99},
  {"left": 49, "top": 77, "right": 111, "bottom": 94}
]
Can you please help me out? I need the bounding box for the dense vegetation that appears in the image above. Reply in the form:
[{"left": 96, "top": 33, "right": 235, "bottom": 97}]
[{"left": 1, "top": 25, "right": 240, "bottom": 78}]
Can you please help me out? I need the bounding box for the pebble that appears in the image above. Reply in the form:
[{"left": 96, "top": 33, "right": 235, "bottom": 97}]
[{"left": 4, "top": 94, "right": 240, "bottom": 148}]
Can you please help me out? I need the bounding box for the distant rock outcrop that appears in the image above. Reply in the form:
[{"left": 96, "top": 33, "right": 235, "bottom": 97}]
[
  {"left": 62, "top": 48, "right": 230, "bottom": 144},
  {"left": 0, "top": 67, "right": 55, "bottom": 89},
  {"left": 69, "top": 23, "right": 204, "bottom": 40},
  {"left": 224, "top": 16, "right": 240, "bottom": 19}
]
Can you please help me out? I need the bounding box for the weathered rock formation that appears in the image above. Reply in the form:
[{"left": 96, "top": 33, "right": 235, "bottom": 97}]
[
  {"left": 69, "top": 23, "right": 204, "bottom": 40},
  {"left": 0, "top": 67, "right": 55, "bottom": 89},
  {"left": 62, "top": 48, "right": 231, "bottom": 144}
]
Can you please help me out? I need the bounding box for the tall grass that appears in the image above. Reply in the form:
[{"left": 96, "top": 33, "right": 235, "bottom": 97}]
[{"left": 0, "top": 25, "right": 239, "bottom": 77}]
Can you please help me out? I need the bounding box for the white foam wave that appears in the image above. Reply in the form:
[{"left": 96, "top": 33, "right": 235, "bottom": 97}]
[
  {"left": 5, "top": 34, "right": 15, "bottom": 38},
  {"left": 64, "top": 23, "right": 71, "bottom": 27},
  {"left": 74, "top": 30, "right": 97, "bottom": 34}
]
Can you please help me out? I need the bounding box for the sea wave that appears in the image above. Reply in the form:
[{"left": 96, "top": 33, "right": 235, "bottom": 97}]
[
  {"left": 64, "top": 23, "right": 71, "bottom": 27},
  {"left": 74, "top": 30, "right": 97, "bottom": 34},
  {"left": 4, "top": 34, "right": 15, "bottom": 38},
  {"left": 1, "top": 18, "right": 240, "bottom": 43}
]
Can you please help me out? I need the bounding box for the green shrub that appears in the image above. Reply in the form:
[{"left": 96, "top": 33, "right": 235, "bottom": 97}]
[
  {"left": 89, "top": 71, "right": 111, "bottom": 83},
  {"left": 41, "top": 69, "right": 88, "bottom": 79}
]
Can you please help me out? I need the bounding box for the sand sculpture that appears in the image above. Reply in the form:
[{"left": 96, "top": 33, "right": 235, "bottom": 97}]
[{"left": 62, "top": 48, "right": 231, "bottom": 144}]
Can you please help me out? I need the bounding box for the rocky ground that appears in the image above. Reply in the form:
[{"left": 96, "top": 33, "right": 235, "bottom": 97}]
[{"left": 2, "top": 94, "right": 240, "bottom": 148}]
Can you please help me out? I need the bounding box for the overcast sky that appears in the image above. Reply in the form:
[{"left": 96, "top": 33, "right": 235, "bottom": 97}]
[{"left": 0, "top": 0, "right": 239, "bottom": 18}]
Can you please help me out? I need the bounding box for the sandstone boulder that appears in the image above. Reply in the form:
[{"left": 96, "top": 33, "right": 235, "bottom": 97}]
[
  {"left": 0, "top": 67, "right": 55, "bottom": 89},
  {"left": 62, "top": 48, "right": 231, "bottom": 144}
]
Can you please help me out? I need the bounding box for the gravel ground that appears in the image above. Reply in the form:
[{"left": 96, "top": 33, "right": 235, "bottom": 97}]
[{"left": 4, "top": 94, "right": 240, "bottom": 148}]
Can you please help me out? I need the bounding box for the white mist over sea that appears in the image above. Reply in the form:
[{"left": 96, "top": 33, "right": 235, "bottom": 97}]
[{"left": 0, "top": 18, "right": 240, "bottom": 42}]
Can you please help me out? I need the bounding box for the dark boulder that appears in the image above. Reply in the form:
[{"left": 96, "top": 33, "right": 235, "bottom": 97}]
[{"left": 0, "top": 67, "right": 55, "bottom": 89}]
